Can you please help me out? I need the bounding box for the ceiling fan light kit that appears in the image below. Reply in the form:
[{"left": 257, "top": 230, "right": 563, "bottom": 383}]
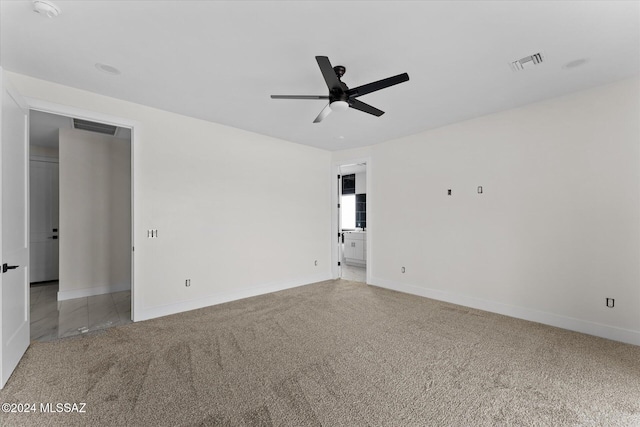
[
  {"left": 330, "top": 101, "right": 349, "bottom": 112},
  {"left": 271, "top": 56, "right": 409, "bottom": 123}
]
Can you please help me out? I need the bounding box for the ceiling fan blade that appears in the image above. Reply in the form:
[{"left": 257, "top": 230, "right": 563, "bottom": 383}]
[
  {"left": 349, "top": 99, "right": 385, "bottom": 117},
  {"left": 313, "top": 103, "right": 332, "bottom": 123},
  {"left": 346, "top": 73, "right": 409, "bottom": 98},
  {"left": 316, "top": 56, "right": 343, "bottom": 92},
  {"left": 271, "top": 95, "right": 330, "bottom": 99}
]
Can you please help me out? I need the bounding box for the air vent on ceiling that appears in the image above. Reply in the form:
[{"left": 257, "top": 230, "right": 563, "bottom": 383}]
[
  {"left": 73, "top": 118, "right": 117, "bottom": 136},
  {"left": 510, "top": 52, "right": 544, "bottom": 72}
]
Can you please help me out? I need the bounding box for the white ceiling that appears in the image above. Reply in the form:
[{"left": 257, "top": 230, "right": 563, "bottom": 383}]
[{"left": 2, "top": 1, "right": 639, "bottom": 151}]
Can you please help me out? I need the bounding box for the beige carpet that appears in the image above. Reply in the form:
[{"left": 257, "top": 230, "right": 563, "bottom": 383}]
[{"left": 1, "top": 279, "right": 639, "bottom": 426}]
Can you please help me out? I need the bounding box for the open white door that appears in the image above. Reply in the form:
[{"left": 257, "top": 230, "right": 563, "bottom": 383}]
[{"left": 0, "top": 69, "right": 30, "bottom": 389}]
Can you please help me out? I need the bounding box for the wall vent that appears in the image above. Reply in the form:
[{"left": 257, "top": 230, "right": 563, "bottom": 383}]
[
  {"left": 510, "top": 52, "right": 544, "bottom": 71},
  {"left": 73, "top": 118, "right": 117, "bottom": 136}
]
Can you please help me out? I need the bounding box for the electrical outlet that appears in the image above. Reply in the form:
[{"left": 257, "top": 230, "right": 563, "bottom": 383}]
[
  {"left": 477, "top": 186, "right": 483, "bottom": 194},
  {"left": 447, "top": 189, "right": 452, "bottom": 196},
  {"left": 606, "top": 298, "right": 614, "bottom": 308},
  {"left": 185, "top": 279, "right": 191, "bottom": 287},
  {"left": 147, "top": 229, "right": 158, "bottom": 238}
]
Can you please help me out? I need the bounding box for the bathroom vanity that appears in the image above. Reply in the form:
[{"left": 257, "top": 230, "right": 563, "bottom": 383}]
[{"left": 343, "top": 231, "right": 366, "bottom": 267}]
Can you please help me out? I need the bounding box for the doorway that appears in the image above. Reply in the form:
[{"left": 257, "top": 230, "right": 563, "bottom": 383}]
[
  {"left": 29, "top": 110, "right": 133, "bottom": 341},
  {"left": 336, "top": 161, "right": 368, "bottom": 283},
  {"left": 29, "top": 157, "right": 58, "bottom": 284}
]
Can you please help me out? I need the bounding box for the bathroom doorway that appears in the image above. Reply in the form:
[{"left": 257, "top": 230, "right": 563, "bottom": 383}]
[{"left": 337, "top": 162, "right": 368, "bottom": 283}]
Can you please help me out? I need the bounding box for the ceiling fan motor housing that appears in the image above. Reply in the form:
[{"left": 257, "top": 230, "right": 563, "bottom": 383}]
[
  {"left": 270, "top": 56, "right": 409, "bottom": 122},
  {"left": 330, "top": 89, "right": 349, "bottom": 104}
]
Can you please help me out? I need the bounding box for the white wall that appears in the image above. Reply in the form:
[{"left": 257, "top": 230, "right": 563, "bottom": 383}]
[
  {"left": 336, "top": 77, "right": 640, "bottom": 345},
  {"left": 8, "top": 72, "right": 332, "bottom": 320},
  {"left": 10, "top": 70, "right": 639, "bottom": 345},
  {"left": 355, "top": 171, "right": 366, "bottom": 194},
  {"left": 58, "top": 128, "right": 131, "bottom": 300},
  {"left": 30, "top": 145, "right": 58, "bottom": 158}
]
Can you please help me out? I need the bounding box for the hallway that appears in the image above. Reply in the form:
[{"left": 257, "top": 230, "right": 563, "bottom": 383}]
[{"left": 30, "top": 282, "right": 131, "bottom": 342}]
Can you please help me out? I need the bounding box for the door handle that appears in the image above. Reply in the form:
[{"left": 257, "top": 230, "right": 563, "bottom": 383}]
[{"left": 2, "top": 263, "right": 19, "bottom": 273}]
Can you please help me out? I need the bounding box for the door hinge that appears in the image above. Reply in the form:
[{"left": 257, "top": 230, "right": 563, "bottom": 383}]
[
  {"left": 338, "top": 174, "right": 341, "bottom": 179},
  {"left": 337, "top": 204, "right": 340, "bottom": 208},
  {"left": 338, "top": 262, "right": 341, "bottom": 266}
]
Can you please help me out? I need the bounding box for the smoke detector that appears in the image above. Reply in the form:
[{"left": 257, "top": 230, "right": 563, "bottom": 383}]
[
  {"left": 32, "top": 0, "right": 61, "bottom": 18},
  {"left": 510, "top": 52, "right": 544, "bottom": 72}
]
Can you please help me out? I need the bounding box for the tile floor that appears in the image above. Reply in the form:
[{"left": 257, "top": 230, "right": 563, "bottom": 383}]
[
  {"left": 30, "top": 282, "right": 131, "bottom": 342},
  {"left": 340, "top": 242, "right": 367, "bottom": 283},
  {"left": 341, "top": 263, "right": 366, "bottom": 283}
]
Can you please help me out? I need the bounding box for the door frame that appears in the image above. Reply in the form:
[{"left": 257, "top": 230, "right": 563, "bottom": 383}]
[
  {"left": 26, "top": 98, "right": 139, "bottom": 321},
  {"left": 331, "top": 156, "right": 372, "bottom": 283}
]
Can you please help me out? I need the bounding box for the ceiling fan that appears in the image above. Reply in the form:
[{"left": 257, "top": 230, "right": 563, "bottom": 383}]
[{"left": 271, "top": 56, "right": 409, "bottom": 123}]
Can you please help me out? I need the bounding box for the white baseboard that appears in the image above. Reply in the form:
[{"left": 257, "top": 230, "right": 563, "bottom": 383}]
[
  {"left": 58, "top": 282, "right": 131, "bottom": 301},
  {"left": 134, "top": 272, "right": 332, "bottom": 322},
  {"left": 370, "top": 277, "right": 640, "bottom": 347}
]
